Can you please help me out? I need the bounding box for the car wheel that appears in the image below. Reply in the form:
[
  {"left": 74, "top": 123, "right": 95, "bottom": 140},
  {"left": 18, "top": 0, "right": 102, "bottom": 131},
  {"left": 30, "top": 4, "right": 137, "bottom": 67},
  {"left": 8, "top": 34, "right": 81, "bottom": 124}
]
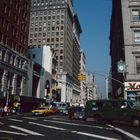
[
  {"left": 94, "top": 115, "right": 103, "bottom": 124},
  {"left": 132, "top": 118, "right": 140, "bottom": 127},
  {"left": 83, "top": 117, "right": 86, "bottom": 121}
]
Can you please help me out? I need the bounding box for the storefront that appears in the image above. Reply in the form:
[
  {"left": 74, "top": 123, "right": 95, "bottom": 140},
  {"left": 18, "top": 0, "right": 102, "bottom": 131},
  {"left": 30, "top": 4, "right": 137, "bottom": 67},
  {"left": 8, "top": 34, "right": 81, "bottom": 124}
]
[{"left": 125, "top": 82, "right": 140, "bottom": 101}]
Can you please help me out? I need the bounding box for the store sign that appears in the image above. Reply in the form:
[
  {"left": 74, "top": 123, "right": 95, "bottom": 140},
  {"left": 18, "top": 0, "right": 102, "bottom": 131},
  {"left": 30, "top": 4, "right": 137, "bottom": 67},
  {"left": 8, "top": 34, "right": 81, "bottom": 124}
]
[{"left": 125, "top": 82, "right": 140, "bottom": 91}]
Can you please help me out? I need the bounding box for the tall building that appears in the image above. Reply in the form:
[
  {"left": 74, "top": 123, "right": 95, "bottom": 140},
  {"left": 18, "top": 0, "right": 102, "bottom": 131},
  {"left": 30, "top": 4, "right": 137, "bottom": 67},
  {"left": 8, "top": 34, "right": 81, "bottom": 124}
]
[
  {"left": 0, "top": 0, "right": 31, "bottom": 105},
  {"left": 28, "top": 0, "right": 82, "bottom": 104},
  {"left": 110, "top": 0, "right": 140, "bottom": 101},
  {"left": 85, "top": 72, "right": 96, "bottom": 101},
  {"left": 79, "top": 49, "right": 86, "bottom": 105}
]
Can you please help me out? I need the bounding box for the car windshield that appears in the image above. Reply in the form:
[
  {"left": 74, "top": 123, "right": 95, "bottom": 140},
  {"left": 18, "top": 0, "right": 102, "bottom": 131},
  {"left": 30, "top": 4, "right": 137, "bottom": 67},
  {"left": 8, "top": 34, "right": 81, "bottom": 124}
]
[{"left": 36, "top": 107, "right": 47, "bottom": 110}]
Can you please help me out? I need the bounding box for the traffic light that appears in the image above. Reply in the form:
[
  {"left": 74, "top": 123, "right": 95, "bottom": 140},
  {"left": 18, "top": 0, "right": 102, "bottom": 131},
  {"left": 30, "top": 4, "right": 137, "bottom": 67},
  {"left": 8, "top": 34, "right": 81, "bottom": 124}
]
[
  {"left": 82, "top": 74, "right": 86, "bottom": 80},
  {"left": 77, "top": 73, "right": 86, "bottom": 81},
  {"left": 77, "top": 73, "right": 82, "bottom": 81}
]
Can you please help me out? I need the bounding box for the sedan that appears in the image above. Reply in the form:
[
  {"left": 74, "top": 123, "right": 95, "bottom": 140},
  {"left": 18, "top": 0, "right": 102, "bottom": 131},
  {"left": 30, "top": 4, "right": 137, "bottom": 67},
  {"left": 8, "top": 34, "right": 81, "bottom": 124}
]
[
  {"left": 68, "top": 106, "right": 85, "bottom": 120},
  {"left": 32, "top": 107, "right": 52, "bottom": 116}
]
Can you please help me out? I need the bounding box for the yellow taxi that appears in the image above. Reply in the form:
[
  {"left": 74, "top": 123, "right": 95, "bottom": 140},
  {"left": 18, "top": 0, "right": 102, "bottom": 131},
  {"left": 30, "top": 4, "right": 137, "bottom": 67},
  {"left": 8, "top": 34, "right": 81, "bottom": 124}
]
[{"left": 32, "top": 107, "right": 52, "bottom": 116}]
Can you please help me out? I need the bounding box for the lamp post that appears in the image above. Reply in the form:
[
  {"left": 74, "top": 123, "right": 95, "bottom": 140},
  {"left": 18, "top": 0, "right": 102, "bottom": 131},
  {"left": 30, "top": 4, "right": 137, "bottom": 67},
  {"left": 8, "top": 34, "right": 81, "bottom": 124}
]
[{"left": 117, "top": 60, "right": 127, "bottom": 99}]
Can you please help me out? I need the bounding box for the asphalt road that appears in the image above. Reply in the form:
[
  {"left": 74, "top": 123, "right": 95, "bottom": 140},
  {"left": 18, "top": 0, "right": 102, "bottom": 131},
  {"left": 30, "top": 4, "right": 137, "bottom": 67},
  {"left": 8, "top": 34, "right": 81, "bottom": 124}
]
[{"left": 0, "top": 114, "right": 140, "bottom": 140}]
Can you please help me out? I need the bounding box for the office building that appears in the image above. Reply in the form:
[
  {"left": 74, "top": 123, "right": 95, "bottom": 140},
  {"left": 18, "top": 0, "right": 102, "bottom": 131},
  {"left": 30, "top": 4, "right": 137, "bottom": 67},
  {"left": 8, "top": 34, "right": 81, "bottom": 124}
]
[
  {"left": 0, "top": 0, "right": 31, "bottom": 104},
  {"left": 29, "top": 0, "right": 82, "bottom": 104},
  {"left": 110, "top": 0, "right": 140, "bottom": 101}
]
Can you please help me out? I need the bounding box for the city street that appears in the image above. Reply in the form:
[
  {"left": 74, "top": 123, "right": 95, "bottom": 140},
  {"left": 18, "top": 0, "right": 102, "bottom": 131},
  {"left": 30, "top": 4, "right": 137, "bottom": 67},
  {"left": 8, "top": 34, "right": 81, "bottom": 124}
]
[{"left": 0, "top": 114, "right": 140, "bottom": 140}]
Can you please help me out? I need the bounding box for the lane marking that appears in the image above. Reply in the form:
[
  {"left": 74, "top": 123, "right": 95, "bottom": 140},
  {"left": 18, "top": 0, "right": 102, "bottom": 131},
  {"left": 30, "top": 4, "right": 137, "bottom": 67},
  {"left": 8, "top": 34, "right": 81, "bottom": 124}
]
[
  {"left": 22, "top": 117, "right": 37, "bottom": 120},
  {"left": 107, "top": 124, "right": 140, "bottom": 140},
  {"left": 8, "top": 119, "right": 23, "bottom": 122},
  {"left": 0, "top": 122, "right": 4, "bottom": 125},
  {"left": 29, "top": 122, "right": 66, "bottom": 131},
  {"left": 29, "top": 121, "right": 118, "bottom": 140},
  {"left": 44, "top": 119, "right": 112, "bottom": 130},
  {"left": 71, "top": 131, "right": 119, "bottom": 140},
  {"left": 52, "top": 117, "right": 66, "bottom": 121},
  {"left": 0, "top": 130, "right": 28, "bottom": 136},
  {"left": 9, "top": 125, "right": 44, "bottom": 136}
]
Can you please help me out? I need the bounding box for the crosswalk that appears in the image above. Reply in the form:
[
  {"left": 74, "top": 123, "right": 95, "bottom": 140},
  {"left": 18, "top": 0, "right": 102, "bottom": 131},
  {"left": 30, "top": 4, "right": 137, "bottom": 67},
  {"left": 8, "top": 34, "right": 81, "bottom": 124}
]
[
  {"left": 0, "top": 116, "right": 119, "bottom": 140},
  {"left": 0, "top": 116, "right": 139, "bottom": 140}
]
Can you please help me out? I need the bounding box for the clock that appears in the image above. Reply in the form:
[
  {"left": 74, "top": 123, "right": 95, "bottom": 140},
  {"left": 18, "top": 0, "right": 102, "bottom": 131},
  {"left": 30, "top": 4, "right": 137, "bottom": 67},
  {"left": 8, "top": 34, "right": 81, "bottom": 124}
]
[{"left": 118, "top": 65, "right": 124, "bottom": 71}]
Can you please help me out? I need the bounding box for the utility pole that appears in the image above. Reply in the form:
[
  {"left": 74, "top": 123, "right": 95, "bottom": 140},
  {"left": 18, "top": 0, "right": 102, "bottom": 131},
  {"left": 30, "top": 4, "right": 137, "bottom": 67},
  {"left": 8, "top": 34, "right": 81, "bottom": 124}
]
[{"left": 105, "top": 74, "right": 109, "bottom": 99}]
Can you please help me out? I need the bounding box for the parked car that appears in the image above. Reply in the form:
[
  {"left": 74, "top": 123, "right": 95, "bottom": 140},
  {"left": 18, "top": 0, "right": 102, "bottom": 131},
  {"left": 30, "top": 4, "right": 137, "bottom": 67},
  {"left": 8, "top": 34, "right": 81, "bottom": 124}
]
[
  {"left": 84, "top": 99, "right": 140, "bottom": 127},
  {"left": 32, "top": 107, "right": 52, "bottom": 116},
  {"left": 68, "top": 106, "right": 85, "bottom": 120}
]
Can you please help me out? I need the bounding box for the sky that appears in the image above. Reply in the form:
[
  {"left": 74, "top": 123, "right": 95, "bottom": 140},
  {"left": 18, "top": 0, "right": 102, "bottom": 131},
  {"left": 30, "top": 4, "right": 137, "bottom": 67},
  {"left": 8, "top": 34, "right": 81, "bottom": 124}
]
[{"left": 74, "top": 0, "right": 112, "bottom": 98}]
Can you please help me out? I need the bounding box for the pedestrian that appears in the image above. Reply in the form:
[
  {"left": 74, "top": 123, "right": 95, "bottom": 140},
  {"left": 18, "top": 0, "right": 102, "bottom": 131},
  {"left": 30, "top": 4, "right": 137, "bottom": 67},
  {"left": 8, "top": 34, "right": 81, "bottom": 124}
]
[
  {"left": 4, "top": 105, "right": 8, "bottom": 116},
  {"left": 0, "top": 105, "right": 4, "bottom": 116}
]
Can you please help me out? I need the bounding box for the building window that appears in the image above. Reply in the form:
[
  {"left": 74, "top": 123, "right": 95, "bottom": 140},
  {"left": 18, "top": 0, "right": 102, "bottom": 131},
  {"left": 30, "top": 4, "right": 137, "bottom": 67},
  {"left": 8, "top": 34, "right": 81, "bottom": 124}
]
[
  {"left": 43, "top": 39, "right": 46, "bottom": 43},
  {"left": 134, "top": 30, "right": 140, "bottom": 43},
  {"left": 56, "top": 38, "right": 59, "bottom": 42},
  {"left": 132, "top": 9, "right": 140, "bottom": 22},
  {"left": 60, "top": 56, "right": 63, "bottom": 60},
  {"left": 43, "top": 27, "right": 46, "bottom": 31},
  {"left": 43, "top": 33, "right": 46, "bottom": 37},
  {"left": 51, "top": 38, "right": 54, "bottom": 42},
  {"left": 60, "top": 49, "right": 63, "bottom": 53},
  {"left": 52, "top": 27, "right": 55, "bottom": 30},
  {"left": 34, "top": 33, "right": 37, "bottom": 37},
  {"left": 136, "top": 56, "right": 140, "bottom": 73},
  {"left": 56, "top": 44, "right": 59, "bottom": 47},
  {"left": 32, "top": 54, "right": 36, "bottom": 59},
  {"left": 47, "top": 38, "right": 50, "bottom": 42},
  {"left": 30, "top": 39, "right": 32, "bottom": 43}
]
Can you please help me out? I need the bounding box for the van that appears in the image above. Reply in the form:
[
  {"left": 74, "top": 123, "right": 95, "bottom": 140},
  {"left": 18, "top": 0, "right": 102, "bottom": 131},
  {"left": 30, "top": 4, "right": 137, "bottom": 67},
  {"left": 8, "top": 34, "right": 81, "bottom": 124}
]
[
  {"left": 84, "top": 99, "right": 140, "bottom": 127},
  {"left": 51, "top": 102, "right": 69, "bottom": 114}
]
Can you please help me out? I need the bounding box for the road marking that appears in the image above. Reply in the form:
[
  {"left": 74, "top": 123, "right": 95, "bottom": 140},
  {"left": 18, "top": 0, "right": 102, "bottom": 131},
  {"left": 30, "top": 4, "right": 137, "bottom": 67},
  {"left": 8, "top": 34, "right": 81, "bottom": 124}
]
[
  {"left": 71, "top": 131, "right": 119, "bottom": 140},
  {"left": 0, "top": 130, "right": 28, "bottom": 136},
  {"left": 52, "top": 117, "right": 66, "bottom": 121},
  {"left": 29, "top": 122, "right": 66, "bottom": 131},
  {"left": 8, "top": 118, "right": 23, "bottom": 122},
  {"left": 0, "top": 122, "right": 4, "bottom": 125},
  {"left": 43, "top": 120, "right": 112, "bottom": 130},
  {"left": 29, "top": 121, "right": 118, "bottom": 140},
  {"left": 22, "top": 117, "right": 37, "bottom": 120},
  {"left": 107, "top": 124, "right": 140, "bottom": 140},
  {"left": 9, "top": 125, "right": 44, "bottom": 136}
]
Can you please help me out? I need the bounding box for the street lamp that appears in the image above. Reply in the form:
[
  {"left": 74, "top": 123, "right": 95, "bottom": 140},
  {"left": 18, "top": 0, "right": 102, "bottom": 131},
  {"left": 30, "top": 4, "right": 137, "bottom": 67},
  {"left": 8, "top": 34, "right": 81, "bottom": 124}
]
[{"left": 117, "top": 60, "right": 127, "bottom": 99}]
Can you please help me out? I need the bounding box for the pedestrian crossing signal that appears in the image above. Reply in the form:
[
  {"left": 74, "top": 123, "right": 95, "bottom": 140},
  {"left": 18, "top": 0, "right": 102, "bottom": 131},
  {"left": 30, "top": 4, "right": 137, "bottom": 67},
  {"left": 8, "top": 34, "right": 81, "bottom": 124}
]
[{"left": 77, "top": 73, "right": 86, "bottom": 81}]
